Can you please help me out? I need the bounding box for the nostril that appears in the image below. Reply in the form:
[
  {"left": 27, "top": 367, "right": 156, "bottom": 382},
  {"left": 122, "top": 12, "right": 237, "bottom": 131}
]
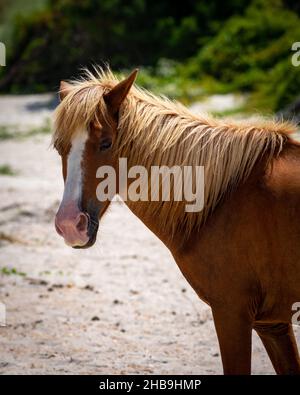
[{"left": 76, "top": 213, "right": 88, "bottom": 232}]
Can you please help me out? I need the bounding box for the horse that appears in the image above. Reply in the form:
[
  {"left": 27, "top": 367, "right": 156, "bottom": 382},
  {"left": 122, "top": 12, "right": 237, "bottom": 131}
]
[{"left": 53, "top": 68, "right": 300, "bottom": 374}]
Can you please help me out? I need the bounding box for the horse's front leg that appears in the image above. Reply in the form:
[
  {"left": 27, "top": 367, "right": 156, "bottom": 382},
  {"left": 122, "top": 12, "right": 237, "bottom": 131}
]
[{"left": 212, "top": 305, "right": 253, "bottom": 374}]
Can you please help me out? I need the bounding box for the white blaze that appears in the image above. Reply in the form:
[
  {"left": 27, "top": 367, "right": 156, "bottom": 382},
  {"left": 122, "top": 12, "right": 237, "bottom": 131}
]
[{"left": 62, "top": 130, "right": 88, "bottom": 205}]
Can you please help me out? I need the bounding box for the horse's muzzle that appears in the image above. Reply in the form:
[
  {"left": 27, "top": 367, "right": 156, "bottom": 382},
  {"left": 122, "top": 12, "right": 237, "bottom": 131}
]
[{"left": 55, "top": 201, "right": 90, "bottom": 247}]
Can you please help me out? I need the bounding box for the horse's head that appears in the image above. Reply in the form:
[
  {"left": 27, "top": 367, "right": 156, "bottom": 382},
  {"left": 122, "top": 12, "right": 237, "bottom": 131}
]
[{"left": 54, "top": 69, "right": 138, "bottom": 248}]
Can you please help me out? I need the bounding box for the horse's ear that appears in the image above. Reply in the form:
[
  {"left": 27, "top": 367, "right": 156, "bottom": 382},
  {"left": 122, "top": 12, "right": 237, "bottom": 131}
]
[
  {"left": 103, "top": 69, "right": 138, "bottom": 115},
  {"left": 59, "top": 81, "right": 72, "bottom": 101}
]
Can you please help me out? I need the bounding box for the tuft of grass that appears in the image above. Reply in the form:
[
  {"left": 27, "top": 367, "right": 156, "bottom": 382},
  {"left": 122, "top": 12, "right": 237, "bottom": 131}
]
[
  {"left": 0, "top": 164, "right": 17, "bottom": 175},
  {"left": 0, "top": 126, "right": 16, "bottom": 140},
  {"left": 1, "top": 266, "right": 26, "bottom": 277},
  {"left": 25, "top": 120, "right": 51, "bottom": 137},
  {"left": 39, "top": 270, "right": 51, "bottom": 276},
  {"left": 0, "top": 119, "right": 51, "bottom": 141}
]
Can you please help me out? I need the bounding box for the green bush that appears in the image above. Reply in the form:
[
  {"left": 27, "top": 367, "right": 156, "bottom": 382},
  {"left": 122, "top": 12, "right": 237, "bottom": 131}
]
[
  {"left": 0, "top": 0, "right": 250, "bottom": 93},
  {"left": 0, "top": 0, "right": 300, "bottom": 113},
  {"left": 187, "top": 0, "right": 300, "bottom": 111}
]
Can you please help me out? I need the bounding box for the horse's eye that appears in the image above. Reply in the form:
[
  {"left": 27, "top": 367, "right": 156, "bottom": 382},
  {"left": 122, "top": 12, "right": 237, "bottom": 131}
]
[{"left": 99, "top": 139, "right": 112, "bottom": 151}]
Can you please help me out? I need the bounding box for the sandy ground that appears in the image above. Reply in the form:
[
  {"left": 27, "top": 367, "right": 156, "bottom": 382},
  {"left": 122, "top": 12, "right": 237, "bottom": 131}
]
[{"left": 0, "top": 93, "right": 299, "bottom": 375}]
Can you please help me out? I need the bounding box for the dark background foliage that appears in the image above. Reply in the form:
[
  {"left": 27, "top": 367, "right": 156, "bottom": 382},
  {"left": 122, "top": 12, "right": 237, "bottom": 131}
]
[{"left": 0, "top": 0, "right": 299, "bottom": 112}]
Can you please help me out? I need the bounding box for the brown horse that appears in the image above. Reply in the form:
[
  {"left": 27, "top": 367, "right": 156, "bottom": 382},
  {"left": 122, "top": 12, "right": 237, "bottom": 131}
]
[{"left": 53, "top": 68, "right": 300, "bottom": 374}]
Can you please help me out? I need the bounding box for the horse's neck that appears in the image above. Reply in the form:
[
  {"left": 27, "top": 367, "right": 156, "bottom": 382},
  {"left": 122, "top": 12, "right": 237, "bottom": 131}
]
[
  {"left": 123, "top": 199, "right": 181, "bottom": 251},
  {"left": 116, "top": 107, "right": 200, "bottom": 251}
]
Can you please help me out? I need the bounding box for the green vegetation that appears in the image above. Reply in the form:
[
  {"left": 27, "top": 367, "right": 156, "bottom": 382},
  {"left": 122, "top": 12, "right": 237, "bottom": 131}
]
[
  {"left": 0, "top": 126, "right": 15, "bottom": 140},
  {"left": 0, "top": 266, "right": 26, "bottom": 276},
  {"left": 134, "top": 60, "right": 204, "bottom": 104},
  {"left": 25, "top": 119, "right": 51, "bottom": 137},
  {"left": 0, "top": 120, "right": 51, "bottom": 141},
  {"left": 0, "top": 0, "right": 299, "bottom": 113},
  {"left": 0, "top": 164, "right": 17, "bottom": 175},
  {"left": 186, "top": 0, "right": 300, "bottom": 112}
]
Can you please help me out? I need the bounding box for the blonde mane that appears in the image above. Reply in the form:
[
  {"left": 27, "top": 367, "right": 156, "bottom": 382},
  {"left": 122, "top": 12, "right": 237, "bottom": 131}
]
[{"left": 53, "top": 68, "right": 297, "bottom": 240}]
